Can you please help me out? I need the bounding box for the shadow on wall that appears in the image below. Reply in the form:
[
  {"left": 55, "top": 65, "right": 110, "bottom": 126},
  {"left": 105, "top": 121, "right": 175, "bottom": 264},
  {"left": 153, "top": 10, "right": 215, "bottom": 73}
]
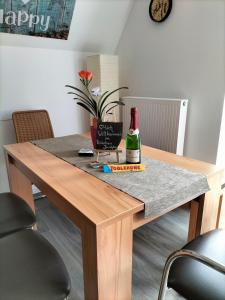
[{"left": 0, "top": 119, "right": 16, "bottom": 192}]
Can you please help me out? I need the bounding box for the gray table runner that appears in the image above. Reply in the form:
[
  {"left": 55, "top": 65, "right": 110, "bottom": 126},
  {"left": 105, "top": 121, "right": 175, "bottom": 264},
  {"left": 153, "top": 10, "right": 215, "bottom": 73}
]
[{"left": 33, "top": 134, "right": 210, "bottom": 218}]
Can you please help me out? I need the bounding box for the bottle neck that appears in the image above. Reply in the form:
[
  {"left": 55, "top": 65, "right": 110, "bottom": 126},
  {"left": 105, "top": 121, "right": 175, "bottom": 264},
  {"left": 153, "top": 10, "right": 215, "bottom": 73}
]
[{"left": 130, "top": 109, "right": 138, "bottom": 131}]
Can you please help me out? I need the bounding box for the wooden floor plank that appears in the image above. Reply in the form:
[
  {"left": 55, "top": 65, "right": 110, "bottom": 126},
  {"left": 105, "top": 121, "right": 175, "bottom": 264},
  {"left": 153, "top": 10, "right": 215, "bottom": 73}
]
[{"left": 36, "top": 198, "right": 186, "bottom": 300}]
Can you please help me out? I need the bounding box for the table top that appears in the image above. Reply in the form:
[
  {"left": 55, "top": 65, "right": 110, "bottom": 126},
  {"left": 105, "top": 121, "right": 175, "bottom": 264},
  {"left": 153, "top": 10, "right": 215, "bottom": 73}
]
[{"left": 4, "top": 135, "right": 223, "bottom": 228}]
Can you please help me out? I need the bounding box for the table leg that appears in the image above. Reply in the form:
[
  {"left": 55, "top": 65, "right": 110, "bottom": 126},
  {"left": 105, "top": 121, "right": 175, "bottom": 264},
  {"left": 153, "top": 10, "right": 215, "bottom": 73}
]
[
  {"left": 81, "top": 215, "right": 133, "bottom": 300},
  {"left": 188, "top": 173, "right": 222, "bottom": 241},
  {"left": 217, "top": 193, "right": 225, "bottom": 229},
  {"left": 5, "top": 153, "right": 35, "bottom": 213}
]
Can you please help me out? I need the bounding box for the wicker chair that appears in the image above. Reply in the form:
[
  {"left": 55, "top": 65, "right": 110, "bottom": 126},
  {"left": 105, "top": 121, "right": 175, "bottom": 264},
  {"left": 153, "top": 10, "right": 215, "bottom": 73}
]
[
  {"left": 12, "top": 110, "right": 54, "bottom": 199},
  {"left": 12, "top": 110, "right": 54, "bottom": 143}
]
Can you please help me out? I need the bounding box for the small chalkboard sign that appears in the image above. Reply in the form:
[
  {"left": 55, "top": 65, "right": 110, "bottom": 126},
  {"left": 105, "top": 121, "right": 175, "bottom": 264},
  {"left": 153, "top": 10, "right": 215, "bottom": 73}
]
[{"left": 96, "top": 122, "right": 123, "bottom": 150}]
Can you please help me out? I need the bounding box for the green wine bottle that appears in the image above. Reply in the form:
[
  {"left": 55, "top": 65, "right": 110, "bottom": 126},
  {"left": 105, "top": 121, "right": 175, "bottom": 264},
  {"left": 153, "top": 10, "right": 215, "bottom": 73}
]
[{"left": 126, "top": 107, "right": 141, "bottom": 164}]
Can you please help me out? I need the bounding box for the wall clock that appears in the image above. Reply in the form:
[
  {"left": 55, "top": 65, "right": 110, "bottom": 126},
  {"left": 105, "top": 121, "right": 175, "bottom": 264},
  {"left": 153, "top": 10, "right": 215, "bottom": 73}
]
[{"left": 149, "top": 0, "right": 172, "bottom": 23}]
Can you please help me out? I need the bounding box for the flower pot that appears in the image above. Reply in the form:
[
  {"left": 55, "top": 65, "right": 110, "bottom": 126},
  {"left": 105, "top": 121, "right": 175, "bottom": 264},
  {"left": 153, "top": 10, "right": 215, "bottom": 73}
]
[
  {"left": 90, "top": 126, "right": 97, "bottom": 148},
  {"left": 90, "top": 118, "right": 98, "bottom": 148}
]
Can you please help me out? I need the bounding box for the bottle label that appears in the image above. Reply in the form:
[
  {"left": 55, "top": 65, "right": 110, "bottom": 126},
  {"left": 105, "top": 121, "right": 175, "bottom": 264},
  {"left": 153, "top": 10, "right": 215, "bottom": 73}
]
[
  {"left": 126, "top": 149, "right": 140, "bottom": 163},
  {"left": 128, "top": 128, "right": 139, "bottom": 136}
]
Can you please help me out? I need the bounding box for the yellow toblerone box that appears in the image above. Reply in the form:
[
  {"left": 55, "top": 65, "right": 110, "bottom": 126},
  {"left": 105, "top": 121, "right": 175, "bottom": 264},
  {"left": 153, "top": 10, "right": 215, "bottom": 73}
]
[{"left": 102, "top": 164, "right": 145, "bottom": 173}]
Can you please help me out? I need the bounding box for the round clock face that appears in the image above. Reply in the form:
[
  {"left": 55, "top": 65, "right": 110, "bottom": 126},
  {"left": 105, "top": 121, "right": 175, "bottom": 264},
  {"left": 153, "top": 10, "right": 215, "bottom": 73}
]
[{"left": 149, "top": 0, "right": 172, "bottom": 23}]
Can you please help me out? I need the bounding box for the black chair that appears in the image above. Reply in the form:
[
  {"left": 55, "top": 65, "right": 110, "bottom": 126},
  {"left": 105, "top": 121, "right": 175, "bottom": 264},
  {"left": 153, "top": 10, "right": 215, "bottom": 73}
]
[
  {"left": 0, "top": 229, "right": 71, "bottom": 300},
  {"left": 158, "top": 229, "right": 225, "bottom": 300},
  {"left": 0, "top": 192, "right": 36, "bottom": 237}
]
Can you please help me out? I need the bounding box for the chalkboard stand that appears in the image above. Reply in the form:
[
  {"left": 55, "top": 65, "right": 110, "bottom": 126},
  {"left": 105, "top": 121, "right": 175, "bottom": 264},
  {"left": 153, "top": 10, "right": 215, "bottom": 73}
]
[{"left": 95, "top": 149, "right": 122, "bottom": 163}]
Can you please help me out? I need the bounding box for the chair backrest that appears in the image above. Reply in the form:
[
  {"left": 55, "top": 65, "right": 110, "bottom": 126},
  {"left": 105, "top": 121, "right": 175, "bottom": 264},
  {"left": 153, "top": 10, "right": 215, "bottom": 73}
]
[{"left": 12, "top": 110, "right": 54, "bottom": 143}]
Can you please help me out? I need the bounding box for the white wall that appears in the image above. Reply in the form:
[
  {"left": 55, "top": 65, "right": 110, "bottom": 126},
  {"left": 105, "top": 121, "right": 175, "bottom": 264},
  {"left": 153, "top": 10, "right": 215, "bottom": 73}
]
[
  {"left": 0, "top": 0, "right": 136, "bottom": 192},
  {"left": 117, "top": 0, "right": 225, "bottom": 163},
  {"left": 217, "top": 97, "right": 225, "bottom": 167},
  {"left": 0, "top": 46, "right": 90, "bottom": 192}
]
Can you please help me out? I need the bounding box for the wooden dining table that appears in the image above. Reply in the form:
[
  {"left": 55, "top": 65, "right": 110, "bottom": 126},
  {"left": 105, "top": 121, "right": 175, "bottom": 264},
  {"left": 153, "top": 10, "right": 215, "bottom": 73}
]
[{"left": 4, "top": 136, "right": 225, "bottom": 300}]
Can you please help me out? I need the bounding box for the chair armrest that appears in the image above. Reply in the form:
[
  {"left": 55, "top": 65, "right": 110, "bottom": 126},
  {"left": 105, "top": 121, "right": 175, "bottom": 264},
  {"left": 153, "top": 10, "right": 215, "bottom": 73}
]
[
  {"left": 167, "top": 249, "right": 225, "bottom": 275},
  {"left": 158, "top": 249, "right": 225, "bottom": 300}
]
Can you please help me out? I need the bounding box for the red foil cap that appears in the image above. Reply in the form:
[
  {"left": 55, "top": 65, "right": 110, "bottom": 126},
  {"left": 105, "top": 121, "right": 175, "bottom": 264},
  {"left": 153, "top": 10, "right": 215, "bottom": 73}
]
[
  {"left": 130, "top": 107, "right": 138, "bottom": 130},
  {"left": 131, "top": 107, "right": 138, "bottom": 114}
]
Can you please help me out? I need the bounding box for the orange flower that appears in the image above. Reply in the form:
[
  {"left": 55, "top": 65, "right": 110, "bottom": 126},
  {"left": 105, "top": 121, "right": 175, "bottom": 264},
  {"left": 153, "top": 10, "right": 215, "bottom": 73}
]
[
  {"left": 86, "top": 71, "right": 93, "bottom": 81},
  {"left": 79, "top": 70, "right": 87, "bottom": 79}
]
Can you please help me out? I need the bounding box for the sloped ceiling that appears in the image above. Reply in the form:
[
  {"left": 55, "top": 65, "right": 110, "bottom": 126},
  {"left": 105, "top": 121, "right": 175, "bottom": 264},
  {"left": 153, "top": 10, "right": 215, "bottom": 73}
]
[{"left": 0, "top": 0, "right": 134, "bottom": 53}]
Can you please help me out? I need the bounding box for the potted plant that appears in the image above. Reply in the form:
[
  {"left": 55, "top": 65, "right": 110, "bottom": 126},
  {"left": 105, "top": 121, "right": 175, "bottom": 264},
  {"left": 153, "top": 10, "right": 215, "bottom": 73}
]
[{"left": 66, "top": 70, "right": 128, "bottom": 148}]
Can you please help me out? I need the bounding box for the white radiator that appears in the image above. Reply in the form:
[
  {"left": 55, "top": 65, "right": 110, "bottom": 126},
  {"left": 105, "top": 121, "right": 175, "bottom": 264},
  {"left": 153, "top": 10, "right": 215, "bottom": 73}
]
[{"left": 122, "top": 97, "right": 188, "bottom": 155}]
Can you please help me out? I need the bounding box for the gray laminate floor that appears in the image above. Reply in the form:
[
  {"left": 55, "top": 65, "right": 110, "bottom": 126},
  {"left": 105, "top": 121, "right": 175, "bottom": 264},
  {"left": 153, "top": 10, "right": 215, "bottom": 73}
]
[{"left": 36, "top": 198, "right": 187, "bottom": 300}]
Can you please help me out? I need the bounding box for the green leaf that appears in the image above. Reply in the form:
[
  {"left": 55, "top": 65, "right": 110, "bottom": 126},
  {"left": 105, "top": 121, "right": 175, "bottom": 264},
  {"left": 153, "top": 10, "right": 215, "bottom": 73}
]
[
  {"left": 97, "top": 91, "right": 109, "bottom": 114},
  {"left": 68, "top": 92, "right": 96, "bottom": 110},
  {"left": 68, "top": 91, "right": 92, "bottom": 102},
  {"left": 66, "top": 84, "right": 95, "bottom": 105},
  {"left": 105, "top": 104, "right": 120, "bottom": 114},
  {"left": 80, "top": 82, "right": 97, "bottom": 108},
  {"left": 87, "top": 77, "right": 93, "bottom": 86},
  {"left": 105, "top": 102, "right": 125, "bottom": 115},
  {"left": 99, "top": 87, "right": 128, "bottom": 116},
  {"left": 79, "top": 78, "right": 87, "bottom": 87},
  {"left": 98, "top": 91, "right": 109, "bottom": 106},
  {"left": 66, "top": 85, "right": 90, "bottom": 99},
  {"left": 66, "top": 84, "right": 97, "bottom": 115},
  {"left": 73, "top": 98, "right": 96, "bottom": 115},
  {"left": 101, "top": 101, "right": 125, "bottom": 118},
  {"left": 76, "top": 102, "right": 96, "bottom": 117}
]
